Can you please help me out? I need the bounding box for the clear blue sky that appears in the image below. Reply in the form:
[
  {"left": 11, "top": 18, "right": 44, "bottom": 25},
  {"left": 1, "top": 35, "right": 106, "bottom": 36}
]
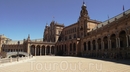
[{"left": 0, "top": 0, "right": 130, "bottom": 40}]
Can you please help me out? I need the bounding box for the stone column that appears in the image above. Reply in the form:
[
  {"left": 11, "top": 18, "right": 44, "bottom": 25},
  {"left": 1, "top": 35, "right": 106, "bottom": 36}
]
[
  {"left": 29, "top": 44, "right": 31, "bottom": 55},
  {"left": 72, "top": 43, "right": 73, "bottom": 55},
  {"left": 108, "top": 40, "right": 109, "bottom": 49},
  {"left": 45, "top": 46, "right": 46, "bottom": 55},
  {"left": 40, "top": 47, "right": 42, "bottom": 56},
  {"left": 101, "top": 38, "right": 104, "bottom": 50},
  {"left": 96, "top": 40, "right": 98, "bottom": 51},
  {"left": 50, "top": 46, "right": 52, "bottom": 55},
  {"left": 128, "top": 35, "right": 130, "bottom": 47},
  {"left": 126, "top": 35, "right": 128, "bottom": 47},
  {"left": 118, "top": 38, "right": 120, "bottom": 48},
  {"left": 86, "top": 43, "right": 88, "bottom": 51},
  {"left": 107, "top": 36, "right": 110, "bottom": 49},
  {"left": 54, "top": 46, "right": 56, "bottom": 55},
  {"left": 109, "top": 40, "right": 111, "bottom": 49},
  {"left": 91, "top": 41, "right": 93, "bottom": 51},
  {"left": 116, "top": 38, "right": 118, "bottom": 48},
  {"left": 68, "top": 44, "right": 70, "bottom": 55},
  {"left": 27, "top": 43, "right": 30, "bottom": 54},
  {"left": 102, "top": 41, "right": 104, "bottom": 50},
  {"left": 35, "top": 47, "right": 36, "bottom": 56},
  {"left": 76, "top": 41, "right": 79, "bottom": 55}
]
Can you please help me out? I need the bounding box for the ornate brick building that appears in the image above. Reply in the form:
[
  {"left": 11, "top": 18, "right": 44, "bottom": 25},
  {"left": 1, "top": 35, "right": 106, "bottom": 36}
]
[
  {"left": 0, "top": 21, "right": 64, "bottom": 57},
  {"left": 55, "top": 2, "right": 130, "bottom": 59},
  {"left": 0, "top": 2, "right": 130, "bottom": 59},
  {"left": 55, "top": 2, "right": 101, "bottom": 56},
  {"left": 43, "top": 21, "right": 64, "bottom": 42}
]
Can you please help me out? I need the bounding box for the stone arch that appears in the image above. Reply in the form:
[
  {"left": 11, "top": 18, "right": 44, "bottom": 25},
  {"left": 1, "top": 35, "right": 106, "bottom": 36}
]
[
  {"left": 119, "top": 30, "right": 127, "bottom": 48},
  {"left": 103, "top": 36, "right": 108, "bottom": 49},
  {"left": 119, "top": 29, "right": 127, "bottom": 35},
  {"left": 88, "top": 41, "right": 91, "bottom": 50},
  {"left": 92, "top": 40, "right": 96, "bottom": 50},
  {"left": 83, "top": 42, "right": 86, "bottom": 51},
  {"left": 97, "top": 38, "right": 101, "bottom": 50},
  {"left": 36, "top": 45, "right": 40, "bottom": 55},
  {"left": 110, "top": 34, "right": 116, "bottom": 48},
  {"left": 30, "top": 45, "right": 35, "bottom": 56}
]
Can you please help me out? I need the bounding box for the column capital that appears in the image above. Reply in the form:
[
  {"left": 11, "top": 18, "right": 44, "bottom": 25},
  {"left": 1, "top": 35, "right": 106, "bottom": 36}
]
[{"left": 50, "top": 45, "right": 52, "bottom": 48}]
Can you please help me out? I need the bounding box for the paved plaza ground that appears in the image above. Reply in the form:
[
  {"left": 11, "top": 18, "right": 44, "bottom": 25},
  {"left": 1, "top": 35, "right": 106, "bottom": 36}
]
[{"left": 0, "top": 56, "right": 130, "bottom": 72}]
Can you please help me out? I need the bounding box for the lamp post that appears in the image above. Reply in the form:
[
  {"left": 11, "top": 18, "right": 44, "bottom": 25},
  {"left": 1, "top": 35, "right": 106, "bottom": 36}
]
[
  {"left": 17, "top": 41, "right": 20, "bottom": 61},
  {"left": 29, "top": 43, "right": 31, "bottom": 58}
]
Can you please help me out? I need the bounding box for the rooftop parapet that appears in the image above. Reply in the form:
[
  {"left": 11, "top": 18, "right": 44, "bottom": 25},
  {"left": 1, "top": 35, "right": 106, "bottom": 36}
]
[{"left": 92, "top": 9, "right": 130, "bottom": 30}]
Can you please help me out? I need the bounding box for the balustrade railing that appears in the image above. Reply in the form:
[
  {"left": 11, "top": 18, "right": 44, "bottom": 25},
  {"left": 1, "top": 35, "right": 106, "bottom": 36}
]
[{"left": 0, "top": 55, "right": 33, "bottom": 66}]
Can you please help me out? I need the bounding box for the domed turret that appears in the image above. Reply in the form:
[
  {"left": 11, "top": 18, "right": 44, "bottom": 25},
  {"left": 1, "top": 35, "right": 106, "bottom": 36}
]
[{"left": 80, "top": 1, "right": 90, "bottom": 19}]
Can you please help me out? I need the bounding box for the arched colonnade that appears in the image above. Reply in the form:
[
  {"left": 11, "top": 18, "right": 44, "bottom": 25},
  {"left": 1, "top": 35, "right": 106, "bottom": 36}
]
[{"left": 30, "top": 45, "right": 55, "bottom": 56}]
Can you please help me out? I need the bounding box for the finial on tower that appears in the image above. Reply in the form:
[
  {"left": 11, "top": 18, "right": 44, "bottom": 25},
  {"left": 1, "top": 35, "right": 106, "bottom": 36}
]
[
  {"left": 46, "top": 23, "right": 48, "bottom": 26},
  {"left": 83, "top": 0, "right": 86, "bottom": 6},
  {"left": 80, "top": 0, "right": 89, "bottom": 19}
]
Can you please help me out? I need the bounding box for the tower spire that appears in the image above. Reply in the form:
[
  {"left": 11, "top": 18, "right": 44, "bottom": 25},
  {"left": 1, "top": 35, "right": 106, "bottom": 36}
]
[
  {"left": 28, "top": 34, "right": 30, "bottom": 40},
  {"left": 80, "top": 1, "right": 89, "bottom": 19}
]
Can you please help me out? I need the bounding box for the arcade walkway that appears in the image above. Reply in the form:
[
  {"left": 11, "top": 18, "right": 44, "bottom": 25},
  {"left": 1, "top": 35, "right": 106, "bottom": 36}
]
[{"left": 0, "top": 56, "right": 130, "bottom": 72}]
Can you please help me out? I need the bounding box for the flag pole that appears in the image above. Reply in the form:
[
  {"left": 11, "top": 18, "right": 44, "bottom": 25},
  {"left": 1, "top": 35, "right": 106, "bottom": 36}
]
[
  {"left": 123, "top": 5, "right": 125, "bottom": 15},
  {"left": 107, "top": 15, "right": 109, "bottom": 23},
  {"left": 52, "top": 16, "right": 55, "bottom": 21},
  {"left": 123, "top": 5, "right": 125, "bottom": 11}
]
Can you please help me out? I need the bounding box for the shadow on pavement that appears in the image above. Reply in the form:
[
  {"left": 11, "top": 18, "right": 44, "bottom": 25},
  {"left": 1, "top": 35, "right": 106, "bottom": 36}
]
[{"left": 61, "top": 56, "right": 130, "bottom": 65}]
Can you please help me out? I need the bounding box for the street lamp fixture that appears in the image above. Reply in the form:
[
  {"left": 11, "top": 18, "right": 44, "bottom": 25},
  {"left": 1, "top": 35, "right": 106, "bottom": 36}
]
[{"left": 17, "top": 41, "right": 20, "bottom": 61}]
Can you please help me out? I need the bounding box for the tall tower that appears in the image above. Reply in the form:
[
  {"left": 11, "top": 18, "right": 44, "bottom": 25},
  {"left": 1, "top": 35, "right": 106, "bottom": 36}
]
[
  {"left": 43, "top": 23, "right": 49, "bottom": 42},
  {"left": 80, "top": 1, "right": 90, "bottom": 19},
  {"left": 78, "top": 1, "right": 90, "bottom": 38}
]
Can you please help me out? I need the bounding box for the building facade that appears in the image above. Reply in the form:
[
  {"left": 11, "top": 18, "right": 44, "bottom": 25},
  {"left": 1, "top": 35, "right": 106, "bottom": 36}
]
[
  {"left": 0, "top": 34, "right": 56, "bottom": 57},
  {"left": 55, "top": 2, "right": 130, "bottom": 59},
  {"left": 43, "top": 21, "right": 64, "bottom": 42},
  {"left": 55, "top": 2, "right": 101, "bottom": 56},
  {"left": 0, "top": 2, "right": 130, "bottom": 59}
]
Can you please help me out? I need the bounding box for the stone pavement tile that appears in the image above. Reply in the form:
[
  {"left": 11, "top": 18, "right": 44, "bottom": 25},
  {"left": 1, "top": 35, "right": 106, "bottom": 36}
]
[{"left": 0, "top": 56, "right": 130, "bottom": 72}]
